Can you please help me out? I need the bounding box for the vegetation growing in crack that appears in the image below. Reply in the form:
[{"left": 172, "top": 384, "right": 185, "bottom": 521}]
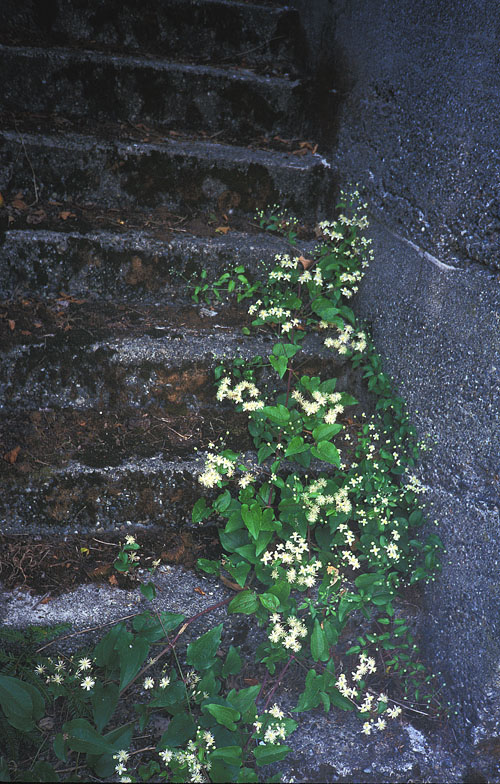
[{"left": 0, "top": 193, "right": 445, "bottom": 782}]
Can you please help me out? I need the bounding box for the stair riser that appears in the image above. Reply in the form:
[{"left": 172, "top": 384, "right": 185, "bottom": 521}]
[
  {"left": 0, "top": 47, "right": 303, "bottom": 138},
  {"left": 0, "top": 133, "right": 335, "bottom": 219},
  {"left": 2, "top": 0, "right": 300, "bottom": 67},
  {"left": 1, "top": 458, "right": 202, "bottom": 534},
  {"left": 1, "top": 333, "right": 345, "bottom": 410},
  {"left": 0, "top": 230, "right": 291, "bottom": 300}
]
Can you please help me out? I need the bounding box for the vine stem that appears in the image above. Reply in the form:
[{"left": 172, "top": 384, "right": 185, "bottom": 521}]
[
  {"left": 262, "top": 654, "right": 296, "bottom": 711},
  {"left": 120, "top": 596, "right": 232, "bottom": 696}
]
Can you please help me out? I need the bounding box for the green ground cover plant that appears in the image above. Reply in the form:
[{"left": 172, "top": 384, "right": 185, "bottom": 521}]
[{"left": 0, "top": 193, "right": 444, "bottom": 783}]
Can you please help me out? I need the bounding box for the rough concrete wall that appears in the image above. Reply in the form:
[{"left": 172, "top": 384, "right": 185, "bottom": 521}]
[
  {"left": 294, "top": 0, "right": 500, "bottom": 271},
  {"left": 356, "top": 221, "right": 500, "bottom": 746},
  {"left": 293, "top": 0, "right": 500, "bottom": 751}
]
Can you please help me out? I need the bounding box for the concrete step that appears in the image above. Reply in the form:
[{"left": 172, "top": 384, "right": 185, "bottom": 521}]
[
  {"left": 0, "top": 451, "right": 205, "bottom": 535},
  {"left": 0, "top": 317, "right": 346, "bottom": 410},
  {"left": 0, "top": 129, "right": 335, "bottom": 218},
  {"left": 0, "top": 45, "right": 305, "bottom": 139},
  {"left": 1, "top": 0, "right": 300, "bottom": 70},
  {"left": 0, "top": 228, "right": 306, "bottom": 300},
  {"left": 0, "top": 402, "right": 251, "bottom": 475}
]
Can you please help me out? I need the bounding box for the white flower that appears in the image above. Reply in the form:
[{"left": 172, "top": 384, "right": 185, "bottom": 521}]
[
  {"left": 81, "top": 676, "right": 95, "bottom": 691},
  {"left": 159, "top": 676, "right": 170, "bottom": 688},
  {"left": 143, "top": 677, "right": 155, "bottom": 690},
  {"left": 113, "top": 750, "right": 130, "bottom": 763},
  {"left": 269, "top": 704, "right": 284, "bottom": 719},
  {"left": 77, "top": 657, "right": 92, "bottom": 672},
  {"left": 159, "top": 749, "right": 173, "bottom": 763}
]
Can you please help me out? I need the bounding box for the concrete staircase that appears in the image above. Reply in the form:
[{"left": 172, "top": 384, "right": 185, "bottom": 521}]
[{"left": 0, "top": 0, "right": 338, "bottom": 539}]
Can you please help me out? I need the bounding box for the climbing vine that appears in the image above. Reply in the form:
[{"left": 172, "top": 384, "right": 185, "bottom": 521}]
[{"left": 0, "top": 192, "right": 444, "bottom": 783}]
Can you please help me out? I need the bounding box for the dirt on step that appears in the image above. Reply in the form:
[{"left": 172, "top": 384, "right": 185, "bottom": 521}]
[{"left": 0, "top": 525, "right": 222, "bottom": 595}]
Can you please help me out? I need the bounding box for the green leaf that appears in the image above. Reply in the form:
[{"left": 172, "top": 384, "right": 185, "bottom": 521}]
[
  {"left": 311, "top": 296, "right": 339, "bottom": 322},
  {"left": 241, "top": 503, "right": 262, "bottom": 540},
  {"left": 262, "top": 405, "right": 290, "bottom": 424},
  {"left": 198, "top": 558, "right": 221, "bottom": 575},
  {"left": 259, "top": 592, "right": 280, "bottom": 612},
  {"left": 186, "top": 624, "right": 223, "bottom": 670},
  {"left": 269, "top": 354, "right": 288, "bottom": 379},
  {"left": 228, "top": 591, "right": 259, "bottom": 615},
  {"left": 311, "top": 440, "right": 340, "bottom": 467},
  {"left": 227, "top": 561, "right": 251, "bottom": 588},
  {"left": 62, "top": 718, "right": 115, "bottom": 755},
  {"left": 236, "top": 767, "right": 259, "bottom": 783},
  {"left": 285, "top": 436, "right": 309, "bottom": 457},
  {"left": 253, "top": 745, "right": 292, "bottom": 766},
  {"left": 222, "top": 646, "right": 243, "bottom": 677},
  {"left": 91, "top": 682, "right": 118, "bottom": 733},
  {"left": 133, "top": 611, "right": 185, "bottom": 642},
  {"left": 311, "top": 619, "right": 329, "bottom": 662},
  {"left": 227, "top": 685, "right": 260, "bottom": 719},
  {"left": 205, "top": 704, "right": 241, "bottom": 731},
  {"left": 0, "top": 675, "right": 44, "bottom": 732},
  {"left": 116, "top": 634, "right": 150, "bottom": 690},
  {"left": 94, "top": 622, "right": 126, "bottom": 668},
  {"left": 268, "top": 580, "right": 291, "bottom": 607},
  {"left": 210, "top": 746, "right": 243, "bottom": 765},
  {"left": 140, "top": 582, "right": 156, "bottom": 601},
  {"left": 214, "top": 490, "right": 232, "bottom": 514},
  {"left": 330, "top": 688, "right": 354, "bottom": 711},
  {"left": 158, "top": 713, "right": 196, "bottom": 748},
  {"left": 294, "top": 669, "right": 322, "bottom": 712},
  {"left": 312, "top": 423, "right": 342, "bottom": 441},
  {"left": 192, "top": 497, "right": 210, "bottom": 523},
  {"left": 273, "top": 342, "right": 300, "bottom": 359},
  {"left": 86, "top": 723, "right": 135, "bottom": 778}
]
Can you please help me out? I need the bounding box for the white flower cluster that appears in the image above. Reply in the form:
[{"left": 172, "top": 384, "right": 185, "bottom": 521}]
[
  {"left": 405, "top": 473, "right": 426, "bottom": 494},
  {"left": 261, "top": 533, "right": 321, "bottom": 589},
  {"left": 292, "top": 388, "right": 344, "bottom": 423},
  {"left": 267, "top": 613, "right": 308, "bottom": 652},
  {"left": 198, "top": 451, "right": 238, "bottom": 489},
  {"left": 254, "top": 704, "right": 288, "bottom": 744},
  {"left": 35, "top": 655, "right": 97, "bottom": 691},
  {"left": 302, "top": 478, "right": 352, "bottom": 524},
  {"left": 324, "top": 324, "right": 367, "bottom": 354},
  {"left": 216, "top": 377, "right": 264, "bottom": 411}
]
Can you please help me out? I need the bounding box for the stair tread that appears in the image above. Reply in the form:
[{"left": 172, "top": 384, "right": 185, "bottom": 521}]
[
  {"left": 1, "top": 0, "right": 297, "bottom": 71},
  {"left": 1, "top": 127, "right": 323, "bottom": 170},
  {"left": 0, "top": 44, "right": 304, "bottom": 137},
  {"left": 0, "top": 43, "right": 299, "bottom": 84}
]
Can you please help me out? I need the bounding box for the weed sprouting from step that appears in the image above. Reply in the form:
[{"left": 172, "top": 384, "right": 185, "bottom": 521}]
[{"left": 0, "top": 193, "right": 446, "bottom": 783}]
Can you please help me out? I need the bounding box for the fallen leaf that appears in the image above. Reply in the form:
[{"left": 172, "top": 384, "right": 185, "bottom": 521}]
[
  {"left": 48, "top": 200, "right": 62, "bottom": 206},
  {"left": 59, "top": 211, "right": 76, "bottom": 220},
  {"left": 8, "top": 319, "right": 15, "bottom": 331},
  {"left": 108, "top": 574, "right": 118, "bottom": 586},
  {"left": 34, "top": 320, "right": 43, "bottom": 328},
  {"left": 0, "top": 193, "right": 4, "bottom": 207},
  {"left": 11, "top": 199, "right": 28, "bottom": 210},
  {"left": 220, "top": 575, "right": 243, "bottom": 592},
  {"left": 297, "top": 255, "right": 314, "bottom": 270},
  {"left": 27, "top": 209, "right": 47, "bottom": 225},
  {"left": 194, "top": 587, "right": 206, "bottom": 596},
  {"left": 20, "top": 330, "right": 32, "bottom": 336},
  {"left": 3, "top": 446, "right": 21, "bottom": 464},
  {"left": 243, "top": 678, "right": 260, "bottom": 686},
  {"left": 39, "top": 596, "right": 53, "bottom": 605},
  {"left": 215, "top": 226, "right": 230, "bottom": 235}
]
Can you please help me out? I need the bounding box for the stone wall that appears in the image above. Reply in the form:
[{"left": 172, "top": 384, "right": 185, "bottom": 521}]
[{"left": 293, "top": 0, "right": 500, "bottom": 752}]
